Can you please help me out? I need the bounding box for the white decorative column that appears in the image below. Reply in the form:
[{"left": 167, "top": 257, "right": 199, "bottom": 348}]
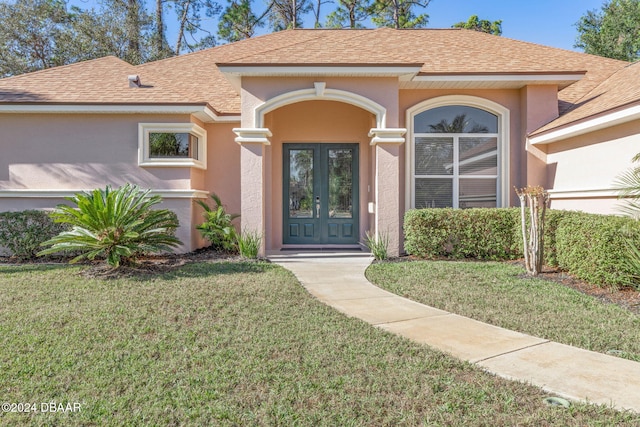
[
  {"left": 369, "top": 128, "right": 406, "bottom": 257},
  {"left": 233, "top": 128, "right": 272, "bottom": 257}
]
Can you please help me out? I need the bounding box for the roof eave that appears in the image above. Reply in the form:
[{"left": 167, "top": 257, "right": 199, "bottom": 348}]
[
  {"left": 217, "top": 64, "right": 424, "bottom": 90},
  {"left": 529, "top": 102, "right": 640, "bottom": 145},
  {"left": 411, "top": 72, "right": 586, "bottom": 90},
  {"left": 0, "top": 103, "right": 240, "bottom": 123}
]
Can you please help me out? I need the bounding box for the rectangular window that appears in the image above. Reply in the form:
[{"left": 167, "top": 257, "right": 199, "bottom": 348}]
[
  {"left": 413, "top": 135, "right": 498, "bottom": 209},
  {"left": 139, "top": 123, "right": 206, "bottom": 169}
]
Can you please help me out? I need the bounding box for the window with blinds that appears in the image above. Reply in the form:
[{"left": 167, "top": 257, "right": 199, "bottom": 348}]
[{"left": 413, "top": 106, "right": 499, "bottom": 209}]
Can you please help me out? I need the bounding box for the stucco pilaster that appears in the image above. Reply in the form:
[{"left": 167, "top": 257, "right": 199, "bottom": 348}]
[
  {"left": 234, "top": 128, "right": 272, "bottom": 256},
  {"left": 369, "top": 128, "right": 406, "bottom": 257}
]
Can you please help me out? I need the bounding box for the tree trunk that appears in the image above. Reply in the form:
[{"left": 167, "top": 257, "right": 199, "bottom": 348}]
[
  {"left": 154, "top": 0, "right": 164, "bottom": 56},
  {"left": 176, "top": 0, "right": 191, "bottom": 55},
  {"left": 516, "top": 186, "right": 549, "bottom": 276}
]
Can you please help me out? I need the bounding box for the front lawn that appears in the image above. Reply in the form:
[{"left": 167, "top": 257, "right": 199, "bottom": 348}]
[
  {"left": 366, "top": 261, "right": 640, "bottom": 362},
  {"left": 0, "top": 262, "right": 637, "bottom": 426}
]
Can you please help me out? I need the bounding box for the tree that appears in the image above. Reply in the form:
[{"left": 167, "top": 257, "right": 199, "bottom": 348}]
[
  {"left": 428, "top": 114, "right": 489, "bottom": 133},
  {"left": 452, "top": 15, "right": 502, "bottom": 35},
  {"left": 0, "top": 0, "right": 74, "bottom": 77},
  {"left": 269, "top": 0, "right": 312, "bottom": 31},
  {"left": 326, "top": 0, "right": 372, "bottom": 28},
  {"left": 173, "top": 0, "right": 221, "bottom": 54},
  {"left": 218, "top": 0, "right": 270, "bottom": 42},
  {"left": 575, "top": 0, "right": 640, "bottom": 61},
  {"left": 515, "top": 185, "right": 550, "bottom": 276},
  {"left": 150, "top": 0, "right": 174, "bottom": 60},
  {"left": 370, "top": 0, "right": 430, "bottom": 29}
]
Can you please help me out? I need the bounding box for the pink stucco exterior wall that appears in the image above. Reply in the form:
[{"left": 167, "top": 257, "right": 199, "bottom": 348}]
[
  {"left": 544, "top": 119, "right": 640, "bottom": 212},
  {"left": 3, "top": 76, "right": 630, "bottom": 256},
  {"left": 0, "top": 113, "right": 211, "bottom": 252}
]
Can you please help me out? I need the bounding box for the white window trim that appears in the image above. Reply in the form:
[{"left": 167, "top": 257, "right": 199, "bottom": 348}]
[
  {"left": 405, "top": 95, "right": 510, "bottom": 210},
  {"left": 138, "top": 123, "right": 207, "bottom": 169}
]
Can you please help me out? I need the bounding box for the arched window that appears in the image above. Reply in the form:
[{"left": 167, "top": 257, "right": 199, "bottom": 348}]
[{"left": 408, "top": 98, "right": 509, "bottom": 209}]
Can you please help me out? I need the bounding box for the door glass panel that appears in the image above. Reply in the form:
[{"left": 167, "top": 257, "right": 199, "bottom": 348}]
[
  {"left": 328, "top": 148, "right": 353, "bottom": 219},
  {"left": 415, "top": 137, "right": 454, "bottom": 175},
  {"left": 289, "top": 149, "right": 314, "bottom": 218}
]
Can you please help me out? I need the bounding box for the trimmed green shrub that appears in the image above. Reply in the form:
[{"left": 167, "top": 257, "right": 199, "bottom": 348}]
[
  {"left": 0, "top": 210, "right": 68, "bottom": 259},
  {"left": 404, "top": 208, "right": 522, "bottom": 260},
  {"left": 38, "top": 184, "right": 182, "bottom": 268},
  {"left": 555, "top": 212, "right": 640, "bottom": 288},
  {"left": 404, "top": 207, "right": 640, "bottom": 288}
]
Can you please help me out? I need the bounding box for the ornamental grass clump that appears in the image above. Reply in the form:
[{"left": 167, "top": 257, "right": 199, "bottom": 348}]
[{"left": 38, "top": 184, "right": 181, "bottom": 268}]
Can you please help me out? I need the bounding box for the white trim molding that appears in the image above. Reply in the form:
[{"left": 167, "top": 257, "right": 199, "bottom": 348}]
[
  {"left": 369, "top": 128, "right": 406, "bottom": 145},
  {"left": 412, "top": 73, "right": 584, "bottom": 89},
  {"left": 138, "top": 123, "right": 207, "bottom": 169},
  {"left": 0, "top": 104, "right": 240, "bottom": 123},
  {"left": 405, "top": 95, "right": 511, "bottom": 210},
  {"left": 254, "top": 83, "right": 388, "bottom": 129},
  {"left": 529, "top": 104, "right": 640, "bottom": 145},
  {"left": 233, "top": 128, "right": 272, "bottom": 145},
  {"left": 0, "top": 189, "right": 210, "bottom": 198},
  {"left": 547, "top": 187, "right": 620, "bottom": 199}
]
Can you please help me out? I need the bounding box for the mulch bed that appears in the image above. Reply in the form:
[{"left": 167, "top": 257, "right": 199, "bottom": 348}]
[{"left": 510, "top": 261, "right": 640, "bottom": 316}]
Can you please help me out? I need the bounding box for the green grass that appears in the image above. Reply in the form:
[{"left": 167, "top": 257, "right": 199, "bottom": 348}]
[
  {"left": 0, "top": 262, "right": 638, "bottom": 426},
  {"left": 366, "top": 260, "right": 640, "bottom": 362}
]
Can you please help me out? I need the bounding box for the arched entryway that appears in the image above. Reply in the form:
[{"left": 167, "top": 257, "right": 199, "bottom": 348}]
[
  {"left": 264, "top": 100, "right": 375, "bottom": 249},
  {"left": 234, "top": 83, "right": 406, "bottom": 256}
]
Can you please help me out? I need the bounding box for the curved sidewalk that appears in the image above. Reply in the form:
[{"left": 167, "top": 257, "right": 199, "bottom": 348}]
[{"left": 268, "top": 251, "right": 640, "bottom": 414}]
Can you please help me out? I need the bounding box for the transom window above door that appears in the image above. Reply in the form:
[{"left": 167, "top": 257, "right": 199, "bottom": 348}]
[{"left": 411, "top": 105, "right": 502, "bottom": 209}]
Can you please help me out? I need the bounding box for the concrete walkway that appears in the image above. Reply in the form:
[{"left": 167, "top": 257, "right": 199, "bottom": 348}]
[{"left": 268, "top": 250, "right": 640, "bottom": 414}]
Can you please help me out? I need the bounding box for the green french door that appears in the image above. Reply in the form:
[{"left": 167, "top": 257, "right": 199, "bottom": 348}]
[{"left": 284, "top": 143, "right": 359, "bottom": 245}]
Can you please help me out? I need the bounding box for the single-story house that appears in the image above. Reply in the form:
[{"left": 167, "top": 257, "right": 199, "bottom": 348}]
[{"left": 1, "top": 28, "right": 639, "bottom": 256}]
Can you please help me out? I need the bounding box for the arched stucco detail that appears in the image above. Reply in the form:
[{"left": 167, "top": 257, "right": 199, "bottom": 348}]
[
  {"left": 405, "top": 95, "right": 511, "bottom": 210},
  {"left": 254, "top": 84, "right": 388, "bottom": 128}
]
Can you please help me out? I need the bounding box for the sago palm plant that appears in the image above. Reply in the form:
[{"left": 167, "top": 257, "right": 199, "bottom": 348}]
[{"left": 38, "top": 184, "right": 181, "bottom": 267}]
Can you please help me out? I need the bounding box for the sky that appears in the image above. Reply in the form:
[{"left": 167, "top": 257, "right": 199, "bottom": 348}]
[
  {"left": 424, "top": 0, "right": 606, "bottom": 51},
  {"left": 69, "top": 0, "right": 609, "bottom": 52}
]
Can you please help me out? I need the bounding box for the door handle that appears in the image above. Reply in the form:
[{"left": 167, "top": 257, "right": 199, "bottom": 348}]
[{"left": 315, "top": 196, "right": 320, "bottom": 218}]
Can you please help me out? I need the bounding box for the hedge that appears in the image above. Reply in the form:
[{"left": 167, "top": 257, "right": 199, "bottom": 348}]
[
  {"left": 404, "top": 208, "right": 640, "bottom": 289},
  {"left": 555, "top": 212, "right": 640, "bottom": 289},
  {"left": 0, "top": 210, "right": 68, "bottom": 259},
  {"left": 403, "top": 208, "right": 522, "bottom": 260}
]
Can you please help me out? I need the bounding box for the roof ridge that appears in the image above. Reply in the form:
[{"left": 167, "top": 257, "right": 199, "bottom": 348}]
[{"left": 0, "top": 56, "right": 133, "bottom": 82}]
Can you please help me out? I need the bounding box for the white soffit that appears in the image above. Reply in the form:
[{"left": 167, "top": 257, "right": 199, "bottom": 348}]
[
  {"left": 530, "top": 103, "right": 640, "bottom": 145},
  {"left": 217, "top": 64, "right": 423, "bottom": 80},
  {"left": 406, "top": 73, "right": 586, "bottom": 90},
  {"left": 0, "top": 104, "right": 241, "bottom": 123}
]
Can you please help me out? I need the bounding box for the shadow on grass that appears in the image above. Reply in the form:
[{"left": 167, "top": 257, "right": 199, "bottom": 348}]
[
  {"left": 159, "top": 261, "right": 277, "bottom": 279},
  {"left": 0, "top": 263, "right": 73, "bottom": 275},
  {"left": 0, "top": 260, "right": 279, "bottom": 281}
]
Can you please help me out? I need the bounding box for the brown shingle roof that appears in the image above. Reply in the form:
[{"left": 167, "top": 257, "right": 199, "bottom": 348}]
[
  {"left": 532, "top": 61, "right": 640, "bottom": 135},
  {"left": 0, "top": 28, "right": 631, "bottom": 122}
]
